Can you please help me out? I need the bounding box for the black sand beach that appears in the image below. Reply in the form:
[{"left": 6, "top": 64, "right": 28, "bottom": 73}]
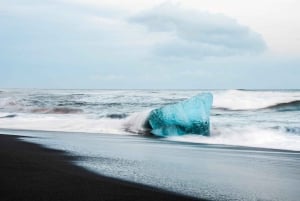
[{"left": 0, "top": 134, "right": 202, "bottom": 201}]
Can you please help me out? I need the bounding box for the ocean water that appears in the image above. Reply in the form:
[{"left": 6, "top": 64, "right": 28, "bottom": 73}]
[
  {"left": 0, "top": 89, "right": 300, "bottom": 201},
  {"left": 0, "top": 89, "right": 300, "bottom": 150}
]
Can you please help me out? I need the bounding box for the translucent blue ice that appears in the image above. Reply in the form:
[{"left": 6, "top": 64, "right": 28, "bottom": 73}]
[{"left": 148, "top": 93, "right": 213, "bottom": 137}]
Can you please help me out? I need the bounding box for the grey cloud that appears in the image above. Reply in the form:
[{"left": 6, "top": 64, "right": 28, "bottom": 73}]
[{"left": 130, "top": 3, "right": 266, "bottom": 58}]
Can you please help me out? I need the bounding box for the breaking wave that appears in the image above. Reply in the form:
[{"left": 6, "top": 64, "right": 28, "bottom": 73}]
[
  {"left": 213, "top": 90, "right": 300, "bottom": 111},
  {"left": 0, "top": 114, "right": 17, "bottom": 118},
  {"left": 31, "top": 107, "right": 83, "bottom": 114},
  {"left": 265, "top": 100, "right": 300, "bottom": 111},
  {"left": 104, "top": 113, "right": 128, "bottom": 119},
  {"left": 214, "top": 100, "right": 300, "bottom": 112}
]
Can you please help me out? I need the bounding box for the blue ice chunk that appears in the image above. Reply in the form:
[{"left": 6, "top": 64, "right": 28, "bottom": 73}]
[{"left": 148, "top": 93, "right": 213, "bottom": 137}]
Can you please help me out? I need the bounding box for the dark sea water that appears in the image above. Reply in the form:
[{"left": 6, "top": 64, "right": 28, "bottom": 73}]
[{"left": 0, "top": 89, "right": 300, "bottom": 200}]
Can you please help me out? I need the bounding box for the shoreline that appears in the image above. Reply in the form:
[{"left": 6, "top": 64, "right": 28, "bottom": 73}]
[{"left": 0, "top": 134, "right": 203, "bottom": 201}]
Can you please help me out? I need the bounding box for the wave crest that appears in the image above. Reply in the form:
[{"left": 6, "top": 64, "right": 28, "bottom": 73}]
[
  {"left": 265, "top": 100, "right": 300, "bottom": 111},
  {"left": 213, "top": 90, "right": 300, "bottom": 111},
  {"left": 31, "top": 107, "right": 83, "bottom": 114},
  {"left": 0, "top": 114, "right": 17, "bottom": 118},
  {"left": 214, "top": 100, "right": 300, "bottom": 112},
  {"left": 105, "top": 113, "right": 128, "bottom": 119}
]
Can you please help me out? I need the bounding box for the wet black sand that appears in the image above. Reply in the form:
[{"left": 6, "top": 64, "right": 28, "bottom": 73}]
[{"left": 0, "top": 134, "right": 203, "bottom": 201}]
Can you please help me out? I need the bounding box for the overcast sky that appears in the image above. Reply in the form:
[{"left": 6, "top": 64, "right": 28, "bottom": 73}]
[{"left": 0, "top": 0, "right": 299, "bottom": 89}]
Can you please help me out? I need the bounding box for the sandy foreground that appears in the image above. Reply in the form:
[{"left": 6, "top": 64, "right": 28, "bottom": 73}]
[{"left": 0, "top": 134, "right": 203, "bottom": 201}]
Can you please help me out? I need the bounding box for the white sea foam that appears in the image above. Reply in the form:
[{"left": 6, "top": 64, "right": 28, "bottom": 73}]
[
  {"left": 0, "top": 111, "right": 151, "bottom": 135},
  {"left": 168, "top": 126, "right": 300, "bottom": 151},
  {"left": 123, "top": 110, "right": 151, "bottom": 134},
  {"left": 0, "top": 113, "right": 129, "bottom": 134}
]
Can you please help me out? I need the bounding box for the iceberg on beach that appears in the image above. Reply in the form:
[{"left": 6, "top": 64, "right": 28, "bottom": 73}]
[{"left": 148, "top": 93, "right": 213, "bottom": 137}]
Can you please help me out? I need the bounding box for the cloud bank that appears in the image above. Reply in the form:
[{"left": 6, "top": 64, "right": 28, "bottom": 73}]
[
  {"left": 130, "top": 3, "right": 266, "bottom": 58},
  {"left": 2, "top": 1, "right": 299, "bottom": 89}
]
